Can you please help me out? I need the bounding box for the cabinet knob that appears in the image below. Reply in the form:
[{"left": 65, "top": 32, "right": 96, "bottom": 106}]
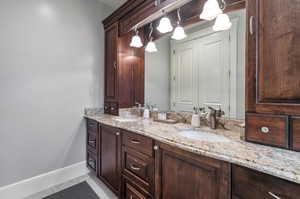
[
  {"left": 268, "top": 192, "right": 281, "bottom": 199},
  {"left": 153, "top": 145, "right": 159, "bottom": 151},
  {"left": 111, "top": 107, "right": 115, "bottom": 111},
  {"left": 116, "top": 132, "right": 120, "bottom": 136},
  {"left": 261, "top": 126, "right": 270, "bottom": 133},
  {"left": 104, "top": 106, "right": 108, "bottom": 110}
]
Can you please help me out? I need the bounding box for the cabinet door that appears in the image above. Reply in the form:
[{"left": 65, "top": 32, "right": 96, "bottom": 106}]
[
  {"left": 105, "top": 23, "right": 118, "bottom": 102},
  {"left": 100, "top": 125, "right": 121, "bottom": 195},
  {"left": 154, "top": 142, "right": 230, "bottom": 199},
  {"left": 247, "top": 0, "right": 300, "bottom": 115}
]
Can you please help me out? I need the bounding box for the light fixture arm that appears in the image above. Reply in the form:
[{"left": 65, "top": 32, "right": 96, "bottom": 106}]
[
  {"left": 177, "top": 8, "right": 182, "bottom": 23},
  {"left": 148, "top": 23, "right": 153, "bottom": 40},
  {"left": 219, "top": 0, "right": 227, "bottom": 10}
]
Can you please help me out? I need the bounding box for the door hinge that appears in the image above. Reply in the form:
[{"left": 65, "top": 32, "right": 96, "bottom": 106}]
[
  {"left": 228, "top": 69, "right": 231, "bottom": 78},
  {"left": 173, "top": 102, "right": 176, "bottom": 107},
  {"left": 173, "top": 76, "right": 176, "bottom": 81},
  {"left": 229, "top": 33, "right": 231, "bottom": 41},
  {"left": 173, "top": 50, "right": 176, "bottom": 54}
]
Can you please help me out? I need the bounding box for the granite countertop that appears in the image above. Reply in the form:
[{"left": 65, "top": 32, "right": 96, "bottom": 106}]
[{"left": 84, "top": 113, "right": 300, "bottom": 184}]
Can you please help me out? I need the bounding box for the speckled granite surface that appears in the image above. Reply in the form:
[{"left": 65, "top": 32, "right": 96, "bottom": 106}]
[{"left": 84, "top": 114, "right": 300, "bottom": 184}]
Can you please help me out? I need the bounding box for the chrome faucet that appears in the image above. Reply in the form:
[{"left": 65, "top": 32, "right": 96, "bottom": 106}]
[{"left": 208, "top": 106, "right": 225, "bottom": 129}]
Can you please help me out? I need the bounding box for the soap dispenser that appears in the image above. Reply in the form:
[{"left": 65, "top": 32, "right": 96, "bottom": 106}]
[
  {"left": 143, "top": 104, "right": 150, "bottom": 119},
  {"left": 191, "top": 107, "right": 201, "bottom": 128}
]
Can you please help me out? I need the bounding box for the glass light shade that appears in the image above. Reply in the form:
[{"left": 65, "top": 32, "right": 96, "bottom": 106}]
[
  {"left": 157, "top": 16, "right": 173, "bottom": 33},
  {"left": 200, "top": 0, "right": 223, "bottom": 21},
  {"left": 130, "top": 34, "right": 143, "bottom": 48},
  {"left": 145, "top": 40, "right": 158, "bottom": 52},
  {"left": 213, "top": 14, "right": 232, "bottom": 31},
  {"left": 171, "top": 25, "right": 187, "bottom": 40}
]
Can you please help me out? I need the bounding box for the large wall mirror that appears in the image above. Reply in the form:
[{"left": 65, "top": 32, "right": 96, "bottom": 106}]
[{"left": 145, "top": 9, "right": 246, "bottom": 120}]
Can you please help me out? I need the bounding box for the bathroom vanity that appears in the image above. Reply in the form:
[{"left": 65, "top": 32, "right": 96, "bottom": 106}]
[{"left": 86, "top": 0, "right": 300, "bottom": 198}]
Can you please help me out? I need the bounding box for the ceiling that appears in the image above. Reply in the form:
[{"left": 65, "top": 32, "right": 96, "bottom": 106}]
[{"left": 98, "top": 0, "right": 127, "bottom": 9}]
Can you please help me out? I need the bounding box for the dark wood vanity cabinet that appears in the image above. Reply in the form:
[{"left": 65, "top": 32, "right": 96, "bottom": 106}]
[
  {"left": 246, "top": 0, "right": 300, "bottom": 149},
  {"left": 99, "top": 124, "right": 122, "bottom": 196},
  {"left": 232, "top": 165, "right": 300, "bottom": 199},
  {"left": 154, "top": 142, "right": 231, "bottom": 199}
]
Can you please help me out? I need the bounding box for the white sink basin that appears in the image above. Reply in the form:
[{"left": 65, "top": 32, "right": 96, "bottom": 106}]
[
  {"left": 113, "top": 117, "right": 139, "bottom": 122},
  {"left": 178, "top": 129, "right": 230, "bottom": 142}
]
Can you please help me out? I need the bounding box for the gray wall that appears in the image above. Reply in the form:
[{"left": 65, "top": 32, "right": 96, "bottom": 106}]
[
  {"left": 0, "top": 0, "right": 112, "bottom": 187},
  {"left": 145, "top": 37, "right": 170, "bottom": 111}
]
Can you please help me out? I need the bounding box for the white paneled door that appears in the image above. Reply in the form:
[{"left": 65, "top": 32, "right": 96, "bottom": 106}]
[{"left": 171, "top": 26, "right": 231, "bottom": 116}]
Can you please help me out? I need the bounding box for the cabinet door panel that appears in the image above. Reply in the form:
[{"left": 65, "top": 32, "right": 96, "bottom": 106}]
[
  {"left": 100, "top": 125, "right": 121, "bottom": 194},
  {"left": 291, "top": 117, "right": 300, "bottom": 151},
  {"left": 247, "top": 0, "right": 300, "bottom": 115},
  {"left": 105, "top": 23, "right": 118, "bottom": 101},
  {"left": 155, "top": 143, "right": 230, "bottom": 199}
]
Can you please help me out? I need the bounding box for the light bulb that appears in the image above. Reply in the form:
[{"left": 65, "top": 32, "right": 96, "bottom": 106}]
[
  {"left": 172, "top": 24, "right": 187, "bottom": 40},
  {"left": 130, "top": 32, "right": 143, "bottom": 48},
  {"left": 200, "top": 0, "right": 223, "bottom": 21},
  {"left": 213, "top": 13, "right": 232, "bottom": 31},
  {"left": 145, "top": 39, "right": 158, "bottom": 53},
  {"left": 157, "top": 16, "right": 173, "bottom": 33}
]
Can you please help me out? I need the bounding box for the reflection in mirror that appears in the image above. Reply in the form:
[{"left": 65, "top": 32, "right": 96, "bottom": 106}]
[{"left": 145, "top": 10, "right": 246, "bottom": 120}]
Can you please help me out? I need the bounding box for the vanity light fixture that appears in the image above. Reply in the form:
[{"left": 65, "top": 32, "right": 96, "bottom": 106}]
[
  {"left": 212, "top": 0, "right": 232, "bottom": 31},
  {"left": 200, "top": 0, "right": 223, "bottom": 21},
  {"left": 157, "top": 11, "right": 173, "bottom": 33},
  {"left": 171, "top": 8, "right": 187, "bottom": 40},
  {"left": 130, "top": 27, "right": 143, "bottom": 48},
  {"left": 145, "top": 23, "right": 158, "bottom": 53},
  {"left": 213, "top": 13, "right": 232, "bottom": 31}
]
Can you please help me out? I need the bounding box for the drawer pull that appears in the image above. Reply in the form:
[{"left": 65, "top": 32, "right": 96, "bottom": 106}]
[
  {"left": 116, "top": 132, "right": 120, "bottom": 136},
  {"left": 249, "top": 16, "right": 255, "bottom": 35},
  {"left": 130, "top": 164, "right": 141, "bottom": 171},
  {"left": 261, "top": 126, "right": 270, "bottom": 133},
  {"left": 130, "top": 139, "right": 141, "bottom": 144},
  {"left": 268, "top": 192, "right": 281, "bottom": 199},
  {"left": 154, "top": 145, "right": 159, "bottom": 151},
  {"left": 88, "top": 140, "right": 96, "bottom": 145}
]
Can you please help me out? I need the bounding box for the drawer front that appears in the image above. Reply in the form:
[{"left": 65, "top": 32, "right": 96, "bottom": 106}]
[
  {"left": 246, "top": 113, "right": 288, "bottom": 148},
  {"left": 87, "top": 151, "right": 97, "bottom": 173},
  {"left": 123, "top": 177, "right": 151, "bottom": 199},
  {"left": 87, "top": 133, "right": 97, "bottom": 153},
  {"left": 87, "top": 119, "right": 98, "bottom": 134},
  {"left": 291, "top": 117, "right": 300, "bottom": 151},
  {"left": 232, "top": 165, "right": 300, "bottom": 199},
  {"left": 110, "top": 102, "right": 119, "bottom": 115},
  {"left": 122, "top": 130, "right": 153, "bottom": 156},
  {"left": 123, "top": 147, "right": 154, "bottom": 189},
  {"left": 104, "top": 102, "right": 119, "bottom": 115}
]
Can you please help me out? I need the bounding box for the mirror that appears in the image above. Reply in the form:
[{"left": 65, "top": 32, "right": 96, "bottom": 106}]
[{"left": 145, "top": 10, "right": 246, "bottom": 120}]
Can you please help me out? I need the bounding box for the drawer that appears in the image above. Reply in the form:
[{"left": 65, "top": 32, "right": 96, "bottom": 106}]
[
  {"left": 87, "top": 151, "right": 97, "bottom": 173},
  {"left": 86, "top": 119, "right": 98, "bottom": 134},
  {"left": 104, "top": 102, "right": 119, "bottom": 115},
  {"left": 291, "top": 117, "right": 300, "bottom": 151},
  {"left": 122, "top": 147, "right": 154, "bottom": 192},
  {"left": 122, "top": 130, "right": 153, "bottom": 156},
  {"left": 87, "top": 132, "right": 97, "bottom": 153},
  {"left": 246, "top": 113, "right": 288, "bottom": 148},
  {"left": 232, "top": 165, "right": 300, "bottom": 199},
  {"left": 123, "top": 176, "right": 152, "bottom": 199},
  {"left": 110, "top": 102, "right": 119, "bottom": 115}
]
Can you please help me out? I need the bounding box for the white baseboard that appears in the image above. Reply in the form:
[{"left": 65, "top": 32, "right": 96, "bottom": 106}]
[{"left": 0, "top": 161, "right": 89, "bottom": 199}]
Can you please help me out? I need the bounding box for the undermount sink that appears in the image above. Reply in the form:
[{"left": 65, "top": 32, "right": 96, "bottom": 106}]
[
  {"left": 178, "top": 129, "right": 230, "bottom": 142},
  {"left": 113, "top": 117, "right": 139, "bottom": 122}
]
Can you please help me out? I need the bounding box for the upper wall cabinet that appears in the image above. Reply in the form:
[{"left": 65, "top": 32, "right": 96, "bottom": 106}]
[
  {"left": 104, "top": 23, "right": 145, "bottom": 115},
  {"left": 247, "top": 0, "right": 300, "bottom": 115},
  {"left": 105, "top": 23, "right": 119, "bottom": 103}
]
